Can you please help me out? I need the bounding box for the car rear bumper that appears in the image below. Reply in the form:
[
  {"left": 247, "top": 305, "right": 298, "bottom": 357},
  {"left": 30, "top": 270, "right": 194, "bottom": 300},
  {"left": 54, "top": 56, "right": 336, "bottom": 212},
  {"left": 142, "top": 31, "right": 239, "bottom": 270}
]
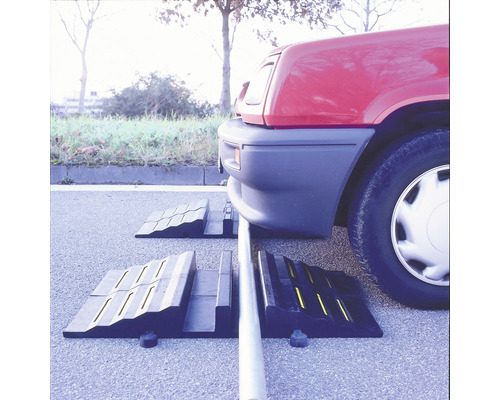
[{"left": 218, "top": 118, "right": 375, "bottom": 237}]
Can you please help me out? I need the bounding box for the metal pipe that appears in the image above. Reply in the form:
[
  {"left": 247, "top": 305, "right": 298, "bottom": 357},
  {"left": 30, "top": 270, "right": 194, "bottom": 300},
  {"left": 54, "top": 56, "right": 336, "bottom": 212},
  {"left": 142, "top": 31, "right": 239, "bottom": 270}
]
[{"left": 238, "top": 217, "right": 267, "bottom": 400}]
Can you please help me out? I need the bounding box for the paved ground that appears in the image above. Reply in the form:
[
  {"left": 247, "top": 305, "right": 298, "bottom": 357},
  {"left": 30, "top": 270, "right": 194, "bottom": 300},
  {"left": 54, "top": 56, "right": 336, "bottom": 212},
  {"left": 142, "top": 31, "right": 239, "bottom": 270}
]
[{"left": 50, "top": 186, "right": 449, "bottom": 400}]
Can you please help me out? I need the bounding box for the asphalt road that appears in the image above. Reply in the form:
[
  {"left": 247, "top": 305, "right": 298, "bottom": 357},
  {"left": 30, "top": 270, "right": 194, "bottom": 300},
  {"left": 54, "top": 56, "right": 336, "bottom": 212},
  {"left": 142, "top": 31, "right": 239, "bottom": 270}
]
[{"left": 50, "top": 186, "right": 449, "bottom": 400}]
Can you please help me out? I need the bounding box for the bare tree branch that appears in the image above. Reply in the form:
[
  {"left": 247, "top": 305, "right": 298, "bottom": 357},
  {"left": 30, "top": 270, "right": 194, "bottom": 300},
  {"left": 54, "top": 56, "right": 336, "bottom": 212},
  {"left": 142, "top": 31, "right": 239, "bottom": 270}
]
[
  {"left": 330, "top": 24, "right": 346, "bottom": 35},
  {"left": 344, "top": 7, "right": 361, "bottom": 20},
  {"left": 75, "top": 0, "right": 85, "bottom": 26},
  {"left": 340, "top": 11, "right": 359, "bottom": 32},
  {"left": 209, "top": 40, "right": 224, "bottom": 62},
  {"left": 375, "top": 0, "right": 396, "bottom": 18},
  {"left": 58, "top": 9, "right": 82, "bottom": 53},
  {"left": 229, "top": 20, "right": 237, "bottom": 51},
  {"left": 369, "top": 11, "right": 380, "bottom": 31},
  {"left": 327, "top": 0, "right": 401, "bottom": 34},
  {"left": 376, "top": 0, "right": 397, "bottom": 14}
]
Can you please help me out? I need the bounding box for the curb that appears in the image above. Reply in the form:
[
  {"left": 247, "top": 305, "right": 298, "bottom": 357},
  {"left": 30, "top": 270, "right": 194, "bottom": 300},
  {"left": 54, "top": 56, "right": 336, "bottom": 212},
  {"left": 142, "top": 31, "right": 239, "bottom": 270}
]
[{"left": 50, "top": 165, "right": 229, "bottom": 186}]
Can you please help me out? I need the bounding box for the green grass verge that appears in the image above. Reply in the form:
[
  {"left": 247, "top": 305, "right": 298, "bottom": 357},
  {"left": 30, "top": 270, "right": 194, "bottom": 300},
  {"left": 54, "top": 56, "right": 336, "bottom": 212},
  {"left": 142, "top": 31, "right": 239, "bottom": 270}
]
[{"left": 50, "top": 114, "right": 228, "bottom": 167}]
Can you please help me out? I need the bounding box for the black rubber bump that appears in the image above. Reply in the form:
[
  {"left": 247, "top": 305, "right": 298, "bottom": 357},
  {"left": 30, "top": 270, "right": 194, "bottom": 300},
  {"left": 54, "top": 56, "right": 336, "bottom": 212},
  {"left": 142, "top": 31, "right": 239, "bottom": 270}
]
[
  {"left": 290, "top": 329, "right": 308, "bottom": 347},
  {"left": 139, "top": 331, "right": 158, "bottom": 348}
]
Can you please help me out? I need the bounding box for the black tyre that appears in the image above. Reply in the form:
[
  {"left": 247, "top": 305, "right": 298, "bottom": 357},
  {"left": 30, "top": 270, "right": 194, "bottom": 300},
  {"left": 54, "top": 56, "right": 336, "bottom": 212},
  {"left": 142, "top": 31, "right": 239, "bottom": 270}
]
[{"left": 348, "top": 128, "right": 449, "bottom": 309}]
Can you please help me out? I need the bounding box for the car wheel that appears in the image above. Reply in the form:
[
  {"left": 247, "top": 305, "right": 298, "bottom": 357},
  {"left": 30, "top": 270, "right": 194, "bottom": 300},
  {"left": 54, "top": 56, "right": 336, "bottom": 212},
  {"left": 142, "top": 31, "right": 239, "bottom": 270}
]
[{"left": 348, "top": 128, "right": 449, "bottom": 309}]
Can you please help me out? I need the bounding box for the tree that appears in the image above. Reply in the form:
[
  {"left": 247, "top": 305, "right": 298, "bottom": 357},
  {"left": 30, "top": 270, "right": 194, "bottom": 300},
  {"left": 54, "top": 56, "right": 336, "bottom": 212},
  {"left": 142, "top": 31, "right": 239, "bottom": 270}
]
[
  {"left": 158, "top": 0, "right": 342, "bottom": 115},
  {"left": 58, "top": 0, "right": 102, "bottom": 114},
  {"left": 328, "top": 0, "right": 402, "bottom": 35},
  {"left": 102, "top": 72, "right": 215, "bottom": 118}
]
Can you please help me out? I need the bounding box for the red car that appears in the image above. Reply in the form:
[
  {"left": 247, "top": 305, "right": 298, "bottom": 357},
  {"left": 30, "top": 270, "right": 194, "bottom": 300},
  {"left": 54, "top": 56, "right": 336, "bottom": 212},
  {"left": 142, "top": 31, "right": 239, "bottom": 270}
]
[{"left": 218, "top": 25, "right": 449, "bottom": 309}]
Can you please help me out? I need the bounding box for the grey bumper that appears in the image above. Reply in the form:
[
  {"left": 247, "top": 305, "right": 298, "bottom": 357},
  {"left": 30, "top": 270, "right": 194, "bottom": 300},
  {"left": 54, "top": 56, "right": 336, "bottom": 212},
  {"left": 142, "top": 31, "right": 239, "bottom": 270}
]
[{"left": 218, "top": 118, "right": 374, "bottom": 237}]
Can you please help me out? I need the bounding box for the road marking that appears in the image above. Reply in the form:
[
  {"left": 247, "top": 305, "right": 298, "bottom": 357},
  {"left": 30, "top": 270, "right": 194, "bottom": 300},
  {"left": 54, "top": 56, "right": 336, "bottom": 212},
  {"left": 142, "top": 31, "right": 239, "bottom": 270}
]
[{"left": 50, "top": 184, "right": 227, "bottom": 192}]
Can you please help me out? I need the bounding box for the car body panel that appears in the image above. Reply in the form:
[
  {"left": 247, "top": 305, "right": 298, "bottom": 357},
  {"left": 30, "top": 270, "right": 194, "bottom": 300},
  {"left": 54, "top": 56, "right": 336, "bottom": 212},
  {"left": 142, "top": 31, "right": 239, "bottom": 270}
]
[{"left": 236, "top": 25, "right": 449, "bottom": 127}]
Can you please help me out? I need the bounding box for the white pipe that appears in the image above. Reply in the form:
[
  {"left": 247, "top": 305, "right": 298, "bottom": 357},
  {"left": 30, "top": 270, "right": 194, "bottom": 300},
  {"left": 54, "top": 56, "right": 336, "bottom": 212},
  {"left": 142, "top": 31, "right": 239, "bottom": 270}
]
[{"left": 238, "top": 217, "right": 267, "bottom": 400}]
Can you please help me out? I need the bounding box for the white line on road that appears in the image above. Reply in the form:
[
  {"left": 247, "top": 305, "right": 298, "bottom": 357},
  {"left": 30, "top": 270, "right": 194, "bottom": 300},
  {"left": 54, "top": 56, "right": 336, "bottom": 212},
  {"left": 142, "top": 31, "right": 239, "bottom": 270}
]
[{"left": 50, "top": 185, "right": 228, "bottom": 192}]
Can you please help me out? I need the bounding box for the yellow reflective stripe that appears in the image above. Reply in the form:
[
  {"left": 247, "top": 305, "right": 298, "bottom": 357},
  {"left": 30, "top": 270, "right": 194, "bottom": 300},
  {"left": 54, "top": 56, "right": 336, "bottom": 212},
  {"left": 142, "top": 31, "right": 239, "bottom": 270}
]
[
  {"left": 155, "top": 260, "right": 166, "bottom": 278},
  {"left": 94, "top": 298, "right": 112, "bottom": 323},
  {"left": 286, "top": 260, "right": 295, "bottom": 278},
  {"left": 295, "top": 287, "right": 305, "bottom": 309},
  {"left": 135, "top": 265, "right": 148, "bottom": 283},
  {"left": 316, "top": 294, "right": 328, "bottom": 315},
  {"left": 305, "top": 267, "right": 314, "bottom": 284},
  {"left": 323, "top": 272, "right": 332, "bottom": 288},
  {"left": 118, "top": 292, "right": 134, "bottom": 316},
  {"left": 115, "top": 270, "right": 129, "bottom": 289},
  {"left": 337, "top": 298, "right": 350, "bottom": 321},
  {"left": 141, "top": 286, "right": 156, "bottom": 310}
]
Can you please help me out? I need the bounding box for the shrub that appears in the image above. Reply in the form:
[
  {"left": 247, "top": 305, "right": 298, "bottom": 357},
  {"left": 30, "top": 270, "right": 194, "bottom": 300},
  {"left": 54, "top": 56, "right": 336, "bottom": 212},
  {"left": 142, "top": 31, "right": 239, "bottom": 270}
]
[{"left": 101, "top": 72, "right": 217, "bottom": 118}]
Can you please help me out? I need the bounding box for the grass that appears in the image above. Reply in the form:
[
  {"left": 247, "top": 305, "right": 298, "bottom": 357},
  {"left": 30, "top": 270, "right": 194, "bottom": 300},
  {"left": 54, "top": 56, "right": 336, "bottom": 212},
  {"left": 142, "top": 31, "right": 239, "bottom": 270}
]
[{"left": 50, "top": 114, "right": 228, "bottom": 167}]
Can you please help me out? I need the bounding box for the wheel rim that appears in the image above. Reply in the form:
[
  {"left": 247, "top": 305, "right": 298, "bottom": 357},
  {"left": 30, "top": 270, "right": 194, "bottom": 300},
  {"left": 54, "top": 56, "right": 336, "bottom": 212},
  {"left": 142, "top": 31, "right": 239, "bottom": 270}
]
[{"left": 391, "top": 165, "right": 450, "bottom": 286}]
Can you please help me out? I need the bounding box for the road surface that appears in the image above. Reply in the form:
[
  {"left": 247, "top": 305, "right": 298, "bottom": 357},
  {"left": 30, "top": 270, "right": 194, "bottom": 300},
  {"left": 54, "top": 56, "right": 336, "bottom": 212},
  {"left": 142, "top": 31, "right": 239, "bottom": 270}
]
[{"left": 50, "top": 185, "right": 449, "bottom": 400}]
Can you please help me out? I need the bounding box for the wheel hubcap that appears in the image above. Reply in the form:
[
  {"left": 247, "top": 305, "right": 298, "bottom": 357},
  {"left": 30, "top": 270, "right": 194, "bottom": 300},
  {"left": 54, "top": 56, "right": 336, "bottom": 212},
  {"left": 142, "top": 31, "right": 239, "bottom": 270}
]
[{"left": 391, "top": 165, "right": 450, "bottom": 286}]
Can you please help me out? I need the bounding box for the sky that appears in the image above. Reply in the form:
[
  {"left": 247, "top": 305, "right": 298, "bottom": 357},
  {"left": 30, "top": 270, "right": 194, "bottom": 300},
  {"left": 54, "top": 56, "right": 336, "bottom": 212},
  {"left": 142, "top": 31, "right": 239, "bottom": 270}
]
[{"left": 50, "top": 0, "right": 449, "bottom": 105}]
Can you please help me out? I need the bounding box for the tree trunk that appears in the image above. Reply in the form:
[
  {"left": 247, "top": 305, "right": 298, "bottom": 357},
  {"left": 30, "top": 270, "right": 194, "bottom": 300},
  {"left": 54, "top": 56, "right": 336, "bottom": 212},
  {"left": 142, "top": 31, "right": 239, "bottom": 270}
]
[
  {"left": 364, "top": 0, "right": 370, "bottom": 32},
  {"left": 78, "top": 53, "right": 88, "bottom": 114},
  {"left": 220, "top": 5, "right": 231, "bottom": 115},
  {"left": 77, "top": 8, "right": 94, "bottom": 115}
]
